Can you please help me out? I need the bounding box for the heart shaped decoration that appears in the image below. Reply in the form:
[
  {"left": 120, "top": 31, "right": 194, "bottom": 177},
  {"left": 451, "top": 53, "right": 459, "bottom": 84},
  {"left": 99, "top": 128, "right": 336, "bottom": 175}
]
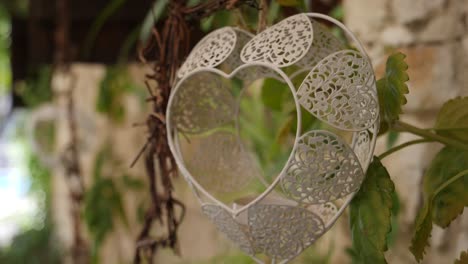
[{"left": 166, "top": 13, "right": 379, "bottom": 263}]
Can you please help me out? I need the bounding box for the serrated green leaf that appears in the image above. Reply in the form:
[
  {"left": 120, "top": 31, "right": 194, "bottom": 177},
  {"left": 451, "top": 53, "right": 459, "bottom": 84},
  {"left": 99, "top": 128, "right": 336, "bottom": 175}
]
[
  {"left": 261, "top": 78, "right": 289, "bottom": 111},
  {"left": 424, "top": 147, "right": 468, "bottom": 227},
  {"left": 409, "top": 201, "right": 433, "bottom": 262},
  {"left": 410, "top": 147, "right": 468, "bottom": 262},
  {"left": 376, "top": 52, "right": 409, "bottom": 133},
  {"left": 434, "top": 97, "right": 468, "bottom": 143},
  {"left": 455, "top": 250, "right": 468, "bottom": 264},
  {"left": 350, "top": 157, "right": 395, "bottom": 264}
]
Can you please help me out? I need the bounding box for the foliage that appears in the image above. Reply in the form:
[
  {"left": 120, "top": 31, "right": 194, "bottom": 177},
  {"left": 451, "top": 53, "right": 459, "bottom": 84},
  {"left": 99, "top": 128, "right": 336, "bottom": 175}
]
[
  {"left": 17, "top": 66, "right": 53, "bottom": 108},
  {"left": 376, "top": 52, "right": 409, "bottom": 133},
  {"left": 0, "top": 223, "right": 62, "bottom": 264},
  {"left": 96, "top": 66, "right": 142, "bottom": 122},
  {"left": 409, "top": 147, "right": 468, "bottom": 261},
  {"left": 84, "top": 145, "right": 144, "bottom": 263},
  {"left": 0, "top": 4, "right": 11, "bottom": 95},
  {"left": 349, "top": 157, "right": 395, "bottom": 264},
  {"left": 355, "top": 48, "right": 468, "bottom": 263},
  {"left": 434, "top": 96, "right": 468, "bottom": 143},
  {"left": 0, "top": 154, "right": 62, "bottom": 263},
  {"left": 455, "top": 250, "right": 468, "bottom": 264}
]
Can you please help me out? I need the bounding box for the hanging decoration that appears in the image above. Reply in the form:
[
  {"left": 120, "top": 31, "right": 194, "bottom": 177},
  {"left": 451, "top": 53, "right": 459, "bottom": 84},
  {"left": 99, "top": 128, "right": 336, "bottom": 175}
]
[{"left": 166, "top": 13, "right": 379, "bottom": 263}]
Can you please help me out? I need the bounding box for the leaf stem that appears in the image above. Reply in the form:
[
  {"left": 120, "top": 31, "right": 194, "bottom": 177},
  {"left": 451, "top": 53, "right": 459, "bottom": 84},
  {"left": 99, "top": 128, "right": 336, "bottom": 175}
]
[
  {"left": 379, "top": 139, "right": 434, "bottom": 160},
  {"left": 434, "top": 169, "right": 468, "bottom": 196},
  {"left": 393, "top": 121, "right": 468, "bottom": 151}
]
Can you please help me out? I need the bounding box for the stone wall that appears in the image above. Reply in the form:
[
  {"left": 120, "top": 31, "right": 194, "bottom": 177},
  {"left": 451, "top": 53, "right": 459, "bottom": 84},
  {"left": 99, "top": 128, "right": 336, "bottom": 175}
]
[
  {"left": 49, "top": 2, "right": 468, "bottom": 263},
  {"left": 344, "top": 0, "right": 468, "bottom": 263}
]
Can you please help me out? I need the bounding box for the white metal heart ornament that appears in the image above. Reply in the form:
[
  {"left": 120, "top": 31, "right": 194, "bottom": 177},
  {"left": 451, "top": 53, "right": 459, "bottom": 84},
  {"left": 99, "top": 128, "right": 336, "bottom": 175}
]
[{"left": 166, "top": 13, "right": 379, "bottom": 263}]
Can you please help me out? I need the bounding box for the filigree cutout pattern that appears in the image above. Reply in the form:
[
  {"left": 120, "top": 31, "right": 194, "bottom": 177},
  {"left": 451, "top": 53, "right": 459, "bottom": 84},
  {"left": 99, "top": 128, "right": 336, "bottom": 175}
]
[
  {"left": 248, "top": 204, "right": 325, "bottom": 260},
  {"left": 297, "top": 50, "right": 378, "bottom": 131},
  {"left": 178, "top": 27, "right": 237, "bottom": 78},
  {"left": 185, "top": 132, "right": 259, "bottom": 193},
  {"left": 167, "top": 13, "right": 380, "bottom": 264},
  {"left": 294, "top": 20, "right": 344, "bottom": 76},
  {"left": 281, "top": 130, "right": 364, "bottom": 204},
  {"left": 171, "top": 72, "right": 235, "bottom": 134},
  {"left": 241, "top": 14, "right": 313, "bottom": 67},
  {"left": 308, "top": 202, "right": 338, "bottom": 223},
  {"left": 202, "top": 204, "right": 255, "bottom": 255},
  {"left": 352, "top": 121, "right": 378, "bottom": 171}
]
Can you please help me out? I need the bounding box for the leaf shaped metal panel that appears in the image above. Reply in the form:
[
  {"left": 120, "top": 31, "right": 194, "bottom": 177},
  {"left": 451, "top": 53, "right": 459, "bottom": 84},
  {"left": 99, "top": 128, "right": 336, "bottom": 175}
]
[
  {"left": 202, "top": 204, "right": 255, "bottom": 255},
  {"left": 248, "top": 204, "right": 325, "bottom": 261},
  {"left": 178, "top": 27, "right": 237, "bottom": 78},
  {"left": 241, "top": 14, "right": 314, "bottom": 67},
  {"left": 281, "top": 130, "right": 364, "bottom": 204},
  {"left": 297, "top": 50, "right": 378, "bottom": 131}
]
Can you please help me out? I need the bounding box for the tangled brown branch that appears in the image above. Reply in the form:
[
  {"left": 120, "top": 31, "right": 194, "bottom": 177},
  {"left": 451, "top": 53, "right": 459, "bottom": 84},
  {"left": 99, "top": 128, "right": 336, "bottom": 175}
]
[
  {"left": 55, "top": 0, "right": 89, "bottom": 262},
  {"left": 132, "top": 0, "right": 257, "bottom": 263}
]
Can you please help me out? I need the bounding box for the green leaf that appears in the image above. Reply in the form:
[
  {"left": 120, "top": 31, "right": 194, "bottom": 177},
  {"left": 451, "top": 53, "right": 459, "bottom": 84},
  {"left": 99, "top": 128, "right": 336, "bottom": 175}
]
[
  {"left": 261, "top": 78, "right": 289, "bottom": 111},
  {"left": 140, "top": 0, "right": 169, "bottom": 42},
  {"left": 267, "top": 1, "right": 281, "bottom": 24},
  {"left": 410, "top": 147, "right": 468, "bottom": 262},
  {"left": 97, "top": 66, "right": 136, "bottom": 122},
  {"left": 386, "top": 131, "right": 399, "bottom": 149},
  {"left": 276, "top": 0, "right": 300, "bottom": 7},
  {"left": 424, "top": 147, "right": 468, "bottom": 228},
  {"left": 409, "top": 201, "right": 433, "bottom": 262},
  {"left": 275, "top": 114, "right": 294, "bottom": 145},
  {"left": 455, "top": 250, "right": 468, "bottom": 264},
  {"left": 83, "top": 0, "right": 127, "bottom": 57},
  {"left": 121, "top": 174, "right": 145, "bottom": 190},
  {"left": 376, "top": 52, "right": 409, "bottom": 133},
  {"left": 349, "top": 157, "right": 395, "bottom": 264},
  {"left": 84, "top": 177, "right": 127, "bottom": 263},
  {"left": 386, "top": 191, "right": 400, "bottom": 247},
  {"left": 434, "top": 97, "right": 468, "bottom": 143}
]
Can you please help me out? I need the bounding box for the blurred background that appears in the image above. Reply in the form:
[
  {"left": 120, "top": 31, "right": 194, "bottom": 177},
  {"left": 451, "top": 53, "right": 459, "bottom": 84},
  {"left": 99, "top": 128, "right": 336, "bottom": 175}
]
[{"left": 0, "top": 0, "right": 467, "bottom": 263}]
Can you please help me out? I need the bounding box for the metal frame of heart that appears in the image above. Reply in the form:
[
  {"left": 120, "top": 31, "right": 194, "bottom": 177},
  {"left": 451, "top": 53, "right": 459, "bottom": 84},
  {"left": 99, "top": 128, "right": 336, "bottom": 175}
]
[{"left": 166, "top": 13, "right": 380, "bottom": 264}]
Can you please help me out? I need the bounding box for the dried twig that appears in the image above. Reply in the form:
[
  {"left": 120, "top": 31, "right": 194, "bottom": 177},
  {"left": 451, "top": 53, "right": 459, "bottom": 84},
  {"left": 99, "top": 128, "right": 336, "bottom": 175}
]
[
  {"left": 55, "top": 0, "right": 89, "bottom": 263},
  {"left": 257, "top": 0, "right": 268, "bottom": 33},
  {"left": 132, "top": 0, "right": 257, "bottom": 263}
]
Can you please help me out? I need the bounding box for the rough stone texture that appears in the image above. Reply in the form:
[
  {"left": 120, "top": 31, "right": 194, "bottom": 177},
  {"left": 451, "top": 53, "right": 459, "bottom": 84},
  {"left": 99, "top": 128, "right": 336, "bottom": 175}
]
[
  {"left": 51, "top": 64, "right": 232, "bottom": 264},
  {"left": 380, "top": 25, "right": 415, "bottom": 46},
  {"left": 392, "top": 0, "right": 447, "bottom": 24},
  {"left": 400, "top": 43, "right": 459, "bottom": 111},
  {"left": 345, "top": 0, "right": 468, "bottom": 263},
  {"left": 343, "top": 0, "right": 389, "bottom": 43},
  {"left": 413, "top": 0, "right": 464, "bottom": 43}
]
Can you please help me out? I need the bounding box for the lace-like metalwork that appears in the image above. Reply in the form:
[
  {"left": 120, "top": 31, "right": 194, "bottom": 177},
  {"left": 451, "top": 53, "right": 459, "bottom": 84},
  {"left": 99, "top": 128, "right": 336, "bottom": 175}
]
[
  {"left": 241, "top": 14, "right": 313, "bottom": 67},
  {"left": 167, "top": 13, "right": 380, "bottom": 264},
  {"left": 178, "top": 27, "right": 237, "bottom": 78},
  {"left": 294, "top": 20, "right": 344, "bottom": 77},
  {"left": 352, "top": 121, "right": 379, "bottom": 171},
  {"left": 281, "top": 130, "right": 364, "bottom": 204},
  {"left": 202, "top": 204, "right": 255, "bottom": 255},
  {"left": 297, "top": 50, "right": 378, "bottom": 131},
  {"left": 248, "top": 204, "right": 325, "bottom": 260},
  {"left": 308, "top": 202, "right": 338, "bottom": 223}
]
